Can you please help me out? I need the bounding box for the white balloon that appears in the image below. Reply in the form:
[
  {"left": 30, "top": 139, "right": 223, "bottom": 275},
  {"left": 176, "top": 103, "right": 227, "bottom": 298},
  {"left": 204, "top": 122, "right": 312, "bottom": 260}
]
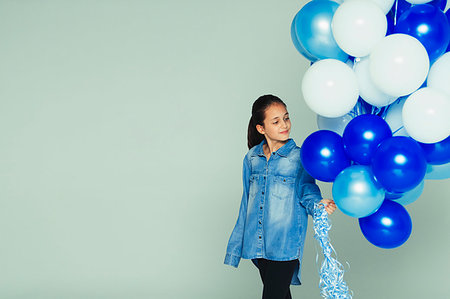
[
  {"left": 370, "top": 34, "right": 429, "bottom": 97},
  {"left": 367, "top": 0, "right": 396, "bottom": 14},
  {"left": 405, "top": 0, "right": 432, "bottom": 4},
  {"left": 317, "top": 114, "right": 353, "bottom": 136},
  {"left": 427, "top": 52, "right": 450, "bottom": 98},
  {"left": 402, "top": 87, "right": 450, "bottom": 143},
  {"left": 302, "top": 59, "right": 359, "bottom": 118},
  {"left": 353, "top": 56, "right": 397, "bottom": 107},
  {"left": 383, "top": 97, "right": 409, "bottom": 136},
  {"left": 332, "top": 0, "right": 387, "bottom": 57}
]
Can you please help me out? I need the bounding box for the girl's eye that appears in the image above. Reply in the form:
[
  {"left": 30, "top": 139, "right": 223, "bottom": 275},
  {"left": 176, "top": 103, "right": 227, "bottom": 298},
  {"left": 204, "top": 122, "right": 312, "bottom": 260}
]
[{"left": 273, "top": 121, "right": 278, "bottom": 124}]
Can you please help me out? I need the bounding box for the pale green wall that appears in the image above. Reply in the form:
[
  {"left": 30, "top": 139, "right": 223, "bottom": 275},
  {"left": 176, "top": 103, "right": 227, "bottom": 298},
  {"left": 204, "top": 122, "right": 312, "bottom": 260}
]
[{"left": 0, "top": 0, "right": 448, "bottom": 298}]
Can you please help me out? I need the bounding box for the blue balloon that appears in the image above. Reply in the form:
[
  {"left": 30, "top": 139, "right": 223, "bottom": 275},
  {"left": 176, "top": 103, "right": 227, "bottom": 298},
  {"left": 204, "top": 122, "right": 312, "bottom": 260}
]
[
  {"left": 387, "top": 180, "right": 425, "bottom": 206},
  {"left": 300, "top": 130, "right": 351, "bottom": 182},
  {"left": 372, "top": 136, "right": 427, "bottom": 193},
  {"left": 418, "top": 136, "right": 450, "bottom": 165},
  {"left": 332, "top": 165, "right": 385, "bottom": 218},
  {"left": 293, "top": 0, "right": 348, "bottom": 62},
  {"left": 386, "top": 13, "right": 395, "bottom": 36},
  {"left": 388, "top": 0, "right": 412, "bottom": 24},
  {"left": 394, "top": 4, "right": 450, "bottom": 63},
  {"left": 446, "top": 10, "right": 450, "bottom": 52},
  {"left": 359, "top": 200, "right": 412, "bottom": 249},
  {"left": 290, "top": 12, "right": 317, "bottom": 61},
  {"left": 425, "top": 162, "right": 450, "bottom": 180},
  {"left": 343, "top": 115, "right": 392, "bottom": 165},
  {"left": 388, "top": 0, "right": 447, "bottom": 25},
  {"left": 430, "top": 0, "right": 447, "bottom": 11}
]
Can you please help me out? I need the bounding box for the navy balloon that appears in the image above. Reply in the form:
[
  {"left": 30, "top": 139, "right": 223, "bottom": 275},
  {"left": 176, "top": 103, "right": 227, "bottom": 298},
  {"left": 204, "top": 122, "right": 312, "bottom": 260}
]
[
  {"left": 359, "top": 199, "right": 412, "bottom": 249},
  {"left": 447, "top": 9, "right": 450, "bottom": 52},
  {"left": 430, "top": 0, "right": 447, "bottom": 11},
  {"left": 388, "top": 0, "right": 412, "bottom": 24},
  {"left": 389, "top": 0, "right": 447, "bottom": 24},
  {"left": 301, "top": 130, "right": 351, "bottom": 182},
  {"left": 372, "top": 136, "right": 427, "bottom": 193},
  {"left": 343, "top": 115, "right": 392, "bottom": 165},
  {"left": 394, "top": 4, "right": 450, "bottom": 63},
  {"left": 386, "top": 13, "right": 395, "bottom": 36},
  {"left": 418, "top": 136, "right": 450, "bottom": 165}
]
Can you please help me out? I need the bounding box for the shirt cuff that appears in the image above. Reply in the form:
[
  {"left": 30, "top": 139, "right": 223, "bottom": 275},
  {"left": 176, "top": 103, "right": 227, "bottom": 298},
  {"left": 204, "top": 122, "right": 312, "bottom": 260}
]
[{"left": 224, "top": 253, "right": 241, "bottom": 268}]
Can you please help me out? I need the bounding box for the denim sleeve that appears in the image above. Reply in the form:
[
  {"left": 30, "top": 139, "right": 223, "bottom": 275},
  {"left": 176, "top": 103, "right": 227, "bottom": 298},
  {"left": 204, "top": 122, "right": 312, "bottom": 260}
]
[
  {"left": 224, "top": 154, "right": 251, "bottom": 268},
  {"left": 296, "top": 162, "right": 322, "bottom": 216}
]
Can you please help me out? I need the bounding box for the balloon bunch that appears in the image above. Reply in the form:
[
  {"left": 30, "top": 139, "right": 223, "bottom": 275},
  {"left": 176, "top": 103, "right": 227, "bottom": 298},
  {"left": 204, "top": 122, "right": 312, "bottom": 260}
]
[{"left": 292, "top": 0, "right": 450, "bottom": 249}]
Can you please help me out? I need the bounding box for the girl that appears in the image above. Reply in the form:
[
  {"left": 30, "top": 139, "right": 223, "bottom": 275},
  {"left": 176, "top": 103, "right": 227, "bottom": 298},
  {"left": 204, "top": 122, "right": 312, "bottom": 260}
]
[{"left": 224, "top": 94, "right": 336, "bottom": 299}]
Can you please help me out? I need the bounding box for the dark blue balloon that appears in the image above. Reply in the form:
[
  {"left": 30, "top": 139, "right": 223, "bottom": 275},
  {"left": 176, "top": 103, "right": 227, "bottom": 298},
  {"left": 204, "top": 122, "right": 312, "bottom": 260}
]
[
  {"left": 386, "top": 13, "right": 395, "bottom": 36},
  {"left": 388, "top": 0, "right": 412, "bottom": 24},
  {"left": 394, "top": 4, "right": 450, "bottom": 63},
  {"left": 430, "top": 0, "right": 447, "bottom": 11},
  {"left": 447, "top": 10, "right": 450, "bottom": 52},
  {"left": 388, "top": 0, "right": 447, "bottom": 25},
  {"left": 300, "top": 130, "right": 351, "bottom": 182},
  {"left": 359, "top": 199, "right": 412, "bottom": 249},
  {"left": 418, "top": 135, "right": 450, "bottom": 165},
  {"left": 372, "top": 136, "right": 427, "bottom": 193},
  {"left": 343, "top": 115, "right": 392, "bottom": 165}
]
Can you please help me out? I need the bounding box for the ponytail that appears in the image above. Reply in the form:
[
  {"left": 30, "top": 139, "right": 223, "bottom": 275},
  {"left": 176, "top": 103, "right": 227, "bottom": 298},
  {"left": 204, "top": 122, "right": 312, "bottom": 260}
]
[
  {"left": 247, "top": 115, "right": 265, "bottom": 149},
  {"left": 247, "top": 94, "right": 286, "bottom": 149}
]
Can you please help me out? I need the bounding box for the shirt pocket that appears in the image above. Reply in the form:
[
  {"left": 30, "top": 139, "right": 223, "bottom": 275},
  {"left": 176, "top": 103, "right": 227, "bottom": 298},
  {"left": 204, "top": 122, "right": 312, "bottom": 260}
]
[{"left": 271, "top": 176, "right": 295, "bottom": 200}]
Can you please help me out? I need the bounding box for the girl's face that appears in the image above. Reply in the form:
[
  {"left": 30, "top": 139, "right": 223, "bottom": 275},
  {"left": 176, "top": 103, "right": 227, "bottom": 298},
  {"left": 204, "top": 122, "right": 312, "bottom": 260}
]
[{"left": 256, "top": 103, "right": 291, "bottom": 143}]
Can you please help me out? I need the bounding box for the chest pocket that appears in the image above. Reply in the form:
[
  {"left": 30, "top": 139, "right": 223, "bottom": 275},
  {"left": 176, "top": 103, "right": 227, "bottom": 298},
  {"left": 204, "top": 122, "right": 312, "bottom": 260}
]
[{"left": 271, "top": 176, "right": 295, "bottom": 200}]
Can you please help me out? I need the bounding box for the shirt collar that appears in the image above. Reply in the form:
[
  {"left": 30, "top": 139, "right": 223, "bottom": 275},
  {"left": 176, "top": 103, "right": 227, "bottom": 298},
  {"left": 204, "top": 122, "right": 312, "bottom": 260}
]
[{"left": 251, "top": 138, "right": 295, "bottom": 158}]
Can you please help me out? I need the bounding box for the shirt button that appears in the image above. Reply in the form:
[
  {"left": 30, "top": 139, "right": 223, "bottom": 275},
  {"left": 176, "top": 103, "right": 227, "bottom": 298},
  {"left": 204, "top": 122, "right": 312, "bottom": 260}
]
[
  {"left": 262, "top": 191, "right": 264, "bottom": 194},
  {"left": 264, "top": 176, "right": 266, "bottom": 179},
  {"left": 259, "top": 236, "right": 262, "bottom": 239},
  {"left": 259, "top": 220, "right": 262, "bottom": 225},
  {"left": 260, "top": 206, "right": 263, "bottom": 210}
]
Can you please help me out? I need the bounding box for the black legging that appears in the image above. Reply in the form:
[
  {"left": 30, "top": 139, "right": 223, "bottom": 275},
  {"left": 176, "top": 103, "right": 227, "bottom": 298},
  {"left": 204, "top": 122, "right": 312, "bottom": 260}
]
[{"left": 256, "top": 258, "right": 299, "bottom": 299}]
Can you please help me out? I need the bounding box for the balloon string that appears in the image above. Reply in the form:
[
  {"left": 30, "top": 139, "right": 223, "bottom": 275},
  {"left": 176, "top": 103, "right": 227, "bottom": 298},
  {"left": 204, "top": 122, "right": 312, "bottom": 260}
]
[
  {"left": 392, "top": 126, "right": 404, "bottom": 135},
  {"left": 313, "top": 203, "right": 352, "bottom": 299},
  {"left": 394, "top": 0, "right": 398, "bottom": 26}
]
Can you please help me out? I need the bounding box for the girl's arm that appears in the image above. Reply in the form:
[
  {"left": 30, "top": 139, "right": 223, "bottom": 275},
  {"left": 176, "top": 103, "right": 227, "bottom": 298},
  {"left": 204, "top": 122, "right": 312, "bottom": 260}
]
[
  {"left": 296, "top": 163, "right": 323, "bottom": 216},
  {"left": 224, "top": 154, "right": 251, "bottom": 268}
]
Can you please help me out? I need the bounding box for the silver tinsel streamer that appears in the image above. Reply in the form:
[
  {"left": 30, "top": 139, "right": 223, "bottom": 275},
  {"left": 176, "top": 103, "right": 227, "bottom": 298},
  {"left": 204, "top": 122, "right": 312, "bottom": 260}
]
[{"left": 313, "top": 203, "right": 352, "bottom": 299}]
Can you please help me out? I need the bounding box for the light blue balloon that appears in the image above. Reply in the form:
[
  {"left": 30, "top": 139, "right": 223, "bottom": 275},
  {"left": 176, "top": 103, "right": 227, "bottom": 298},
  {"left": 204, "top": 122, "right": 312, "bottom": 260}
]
[
  {"left": 317, "top": 114, "right": 353, "bottom": 136},
  {"left": 293, "top": 0, "right": 348, "bottom": 62},
  {"left": 291, "top": 12, "right": 317, "bottom": 61},
  {"left": 425, "top": 163, "right": 450, "bottom": 180},
  {"left": 332, "top": 165, "right": 385, "bottom": 218},
  {"left": 387, "top": 181, "right": 425, "bottom": 206}
]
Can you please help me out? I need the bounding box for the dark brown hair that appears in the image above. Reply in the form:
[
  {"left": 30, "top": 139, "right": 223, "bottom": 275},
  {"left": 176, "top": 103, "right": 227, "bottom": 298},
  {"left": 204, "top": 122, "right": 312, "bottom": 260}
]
[{"left": 247, "top": 94, "right": 286, "bottom": 149}]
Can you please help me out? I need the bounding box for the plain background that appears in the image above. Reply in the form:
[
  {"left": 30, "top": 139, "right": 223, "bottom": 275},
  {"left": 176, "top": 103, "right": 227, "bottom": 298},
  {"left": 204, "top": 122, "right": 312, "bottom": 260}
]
[{"left": 0, "top": 0, "right": 449, "bottom": 298}]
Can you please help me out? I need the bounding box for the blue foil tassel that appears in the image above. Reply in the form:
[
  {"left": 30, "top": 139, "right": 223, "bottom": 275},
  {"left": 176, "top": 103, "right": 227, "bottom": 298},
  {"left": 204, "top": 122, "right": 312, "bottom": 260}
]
[{"left": 313, "top": 203, "right": 352, "bottom": 299}]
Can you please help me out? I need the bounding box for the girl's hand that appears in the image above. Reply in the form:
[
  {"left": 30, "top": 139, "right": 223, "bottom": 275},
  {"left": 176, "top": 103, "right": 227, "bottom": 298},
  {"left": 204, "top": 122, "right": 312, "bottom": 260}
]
[{"left": 320, "top": 199, "right": 337, "bottom": 215}]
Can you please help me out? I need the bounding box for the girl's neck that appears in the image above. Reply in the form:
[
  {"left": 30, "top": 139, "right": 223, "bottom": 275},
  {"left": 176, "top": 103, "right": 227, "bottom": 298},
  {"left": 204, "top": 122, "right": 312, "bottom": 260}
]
[{"left": 263, "top": 139, "right": 288, "bottom": 156}]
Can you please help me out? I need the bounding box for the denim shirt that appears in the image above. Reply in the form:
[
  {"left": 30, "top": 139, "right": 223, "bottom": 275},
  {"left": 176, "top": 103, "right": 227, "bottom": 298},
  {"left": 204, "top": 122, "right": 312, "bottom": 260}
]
[{"left": 224, "top": 138, "right": 322, "bottom": 285}]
